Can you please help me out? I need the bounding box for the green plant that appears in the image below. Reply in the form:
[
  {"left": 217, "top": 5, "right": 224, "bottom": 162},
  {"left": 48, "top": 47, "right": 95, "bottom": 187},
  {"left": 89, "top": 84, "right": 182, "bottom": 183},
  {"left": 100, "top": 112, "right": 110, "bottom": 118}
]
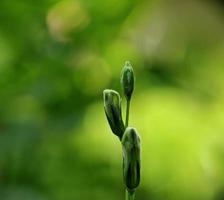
[{"left": 103, "top": 61, "right": 141, "bottom": 200}]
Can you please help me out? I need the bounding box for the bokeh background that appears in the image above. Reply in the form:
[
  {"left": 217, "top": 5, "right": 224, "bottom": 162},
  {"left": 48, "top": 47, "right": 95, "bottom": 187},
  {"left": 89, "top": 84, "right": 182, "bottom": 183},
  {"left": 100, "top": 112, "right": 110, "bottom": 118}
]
[{"left": 1, "top": 0, "right": 224, "bottom": 199}]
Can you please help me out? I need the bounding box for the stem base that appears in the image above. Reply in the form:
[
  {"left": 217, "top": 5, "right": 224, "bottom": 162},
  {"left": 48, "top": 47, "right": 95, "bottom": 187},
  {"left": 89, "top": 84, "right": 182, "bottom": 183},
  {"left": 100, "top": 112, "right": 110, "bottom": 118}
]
[{"left": 126, "top": 190, "right": 135, "bottom": 200}]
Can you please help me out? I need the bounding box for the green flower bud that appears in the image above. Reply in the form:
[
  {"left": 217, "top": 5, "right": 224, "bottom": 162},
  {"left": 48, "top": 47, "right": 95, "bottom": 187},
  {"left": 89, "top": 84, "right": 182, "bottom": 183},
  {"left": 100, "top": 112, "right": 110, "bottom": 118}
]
[
  {"left": 121, "top": 61, "right": 135, "bottom": 101},
  {"left": 103, "top": 89, "right": 125, "bottom": 139},
  {"left": 122, "top": 127, "right": 141, "bottom": 191}
]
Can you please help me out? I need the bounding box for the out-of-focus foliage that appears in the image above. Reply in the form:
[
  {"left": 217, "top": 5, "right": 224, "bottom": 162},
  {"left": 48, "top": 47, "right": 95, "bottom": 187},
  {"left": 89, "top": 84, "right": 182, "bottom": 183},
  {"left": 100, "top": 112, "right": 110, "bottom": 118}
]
[{"left": 1, "top": 0, "right": 224, "bottom": 199}]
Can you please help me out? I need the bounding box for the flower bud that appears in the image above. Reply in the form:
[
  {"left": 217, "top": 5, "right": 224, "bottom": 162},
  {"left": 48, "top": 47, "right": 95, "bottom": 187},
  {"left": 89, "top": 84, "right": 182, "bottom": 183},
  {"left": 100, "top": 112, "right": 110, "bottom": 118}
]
[
  {"left": 103, "top": 89, "right": 125, "bottom": 139},
  {"left": 122, "top": 127, "right": 141, "bottom": 191},
  {"left": 121, "top": 61, "right": 134, "bottom": 101}
]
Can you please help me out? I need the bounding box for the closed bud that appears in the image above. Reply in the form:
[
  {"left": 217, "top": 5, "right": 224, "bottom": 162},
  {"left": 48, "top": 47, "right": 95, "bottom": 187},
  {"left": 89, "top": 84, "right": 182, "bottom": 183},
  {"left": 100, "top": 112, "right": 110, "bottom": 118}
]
[
  {"left": 122, "top": 127, "right": 141, "bottom": 191},
  {"left": 121, "top": 61, "right": 134, "bottom": 101},
  {"left": 103, "top": 89, "right": 125, "bottom": 139}
]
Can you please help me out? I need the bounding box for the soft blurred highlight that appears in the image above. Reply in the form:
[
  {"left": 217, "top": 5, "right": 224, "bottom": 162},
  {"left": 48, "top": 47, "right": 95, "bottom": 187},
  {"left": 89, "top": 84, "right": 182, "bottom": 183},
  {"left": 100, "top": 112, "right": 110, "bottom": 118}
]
[{"left": 1, "top": 0, "right": 224, "bottom": 199}]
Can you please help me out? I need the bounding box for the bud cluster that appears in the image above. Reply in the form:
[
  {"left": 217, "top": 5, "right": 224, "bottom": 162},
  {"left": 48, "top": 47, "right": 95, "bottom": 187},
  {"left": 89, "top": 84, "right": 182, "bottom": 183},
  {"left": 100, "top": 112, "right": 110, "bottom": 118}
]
[{"left": 103, "top": 61, "right": 141, "bottom": 199}]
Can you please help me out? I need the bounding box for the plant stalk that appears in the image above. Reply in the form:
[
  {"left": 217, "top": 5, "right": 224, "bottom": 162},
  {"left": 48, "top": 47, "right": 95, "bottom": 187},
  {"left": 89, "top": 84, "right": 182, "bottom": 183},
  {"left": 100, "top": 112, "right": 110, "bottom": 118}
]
[
  {"left": 125, "top": 99, "right": 130, "bottom": 128},
  {"left": 126, "top": 190, "right": 135, "bottom": 200}
]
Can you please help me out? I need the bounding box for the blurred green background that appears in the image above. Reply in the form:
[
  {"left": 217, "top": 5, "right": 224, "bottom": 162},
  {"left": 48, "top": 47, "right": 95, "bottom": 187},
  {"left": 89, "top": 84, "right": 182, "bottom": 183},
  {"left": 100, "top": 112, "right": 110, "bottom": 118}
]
[{"left": 1, "top": 0, "right": 224, "bottom": 199}]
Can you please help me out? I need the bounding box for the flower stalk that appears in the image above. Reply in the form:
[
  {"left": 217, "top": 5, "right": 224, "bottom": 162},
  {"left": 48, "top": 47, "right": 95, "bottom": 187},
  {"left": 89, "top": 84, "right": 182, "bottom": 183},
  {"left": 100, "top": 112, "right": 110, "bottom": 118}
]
[
  {"left": 125, "top": 99, "right": 130, "bottom": 128},
  {"left": 126, "top": 190, "right": 135, "bottom": 200}
]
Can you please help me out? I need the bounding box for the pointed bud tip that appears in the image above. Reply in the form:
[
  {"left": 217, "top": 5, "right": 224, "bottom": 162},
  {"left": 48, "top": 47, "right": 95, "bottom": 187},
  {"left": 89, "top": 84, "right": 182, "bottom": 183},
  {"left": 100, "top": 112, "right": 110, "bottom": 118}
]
[
  {"left": 103, "top": 89, "right": 119, "bottom": 98},
  {"left": 122, "top": 127, "right": 141, "bottom": 146},
  {"left": 103, "top": 89, "right": 114, "bottom": 94},
  {"left": 125, "top": 60, "right": 131, "bottom": 66},
  {"left": 124, "top": 61, "right": 133, "bottom": 70}
]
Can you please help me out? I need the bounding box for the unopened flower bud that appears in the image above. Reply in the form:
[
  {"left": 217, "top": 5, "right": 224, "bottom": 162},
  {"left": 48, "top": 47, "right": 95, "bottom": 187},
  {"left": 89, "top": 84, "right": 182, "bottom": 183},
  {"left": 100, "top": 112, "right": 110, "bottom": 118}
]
[
  {"left": 122, "top": 127, "right": 141, "bottom": 191},
  {"left": 121, "top": 61, "right": 134, "bottom": 101},
  {"left": 103, "top": 89, "right": 125, "bottom": 139}
]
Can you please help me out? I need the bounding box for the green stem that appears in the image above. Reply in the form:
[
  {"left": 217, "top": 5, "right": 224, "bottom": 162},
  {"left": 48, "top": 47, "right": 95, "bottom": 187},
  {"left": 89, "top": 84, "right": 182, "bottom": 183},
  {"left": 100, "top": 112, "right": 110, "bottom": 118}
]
[
  {"left": 125, "top": 99, "right": 133, "bottom": 200},
  {"left": 126, "top": 190, "right": 135, "bottom": 200},
  {"left": 125, "top": 99, "right": 130, "bottom": 128}
]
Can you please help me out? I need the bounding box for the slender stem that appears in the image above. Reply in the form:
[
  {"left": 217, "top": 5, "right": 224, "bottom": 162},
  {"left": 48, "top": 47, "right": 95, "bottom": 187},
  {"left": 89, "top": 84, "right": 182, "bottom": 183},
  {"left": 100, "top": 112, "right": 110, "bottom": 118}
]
[
  {"left": 126, "top": 190, "right": 135, "bottom": 200},
  {"left": 125, "top": 99, "right": 133, "bottom": 200},
  {"left": 125, "top": 99, "right": 130, "bottom": 128}
]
